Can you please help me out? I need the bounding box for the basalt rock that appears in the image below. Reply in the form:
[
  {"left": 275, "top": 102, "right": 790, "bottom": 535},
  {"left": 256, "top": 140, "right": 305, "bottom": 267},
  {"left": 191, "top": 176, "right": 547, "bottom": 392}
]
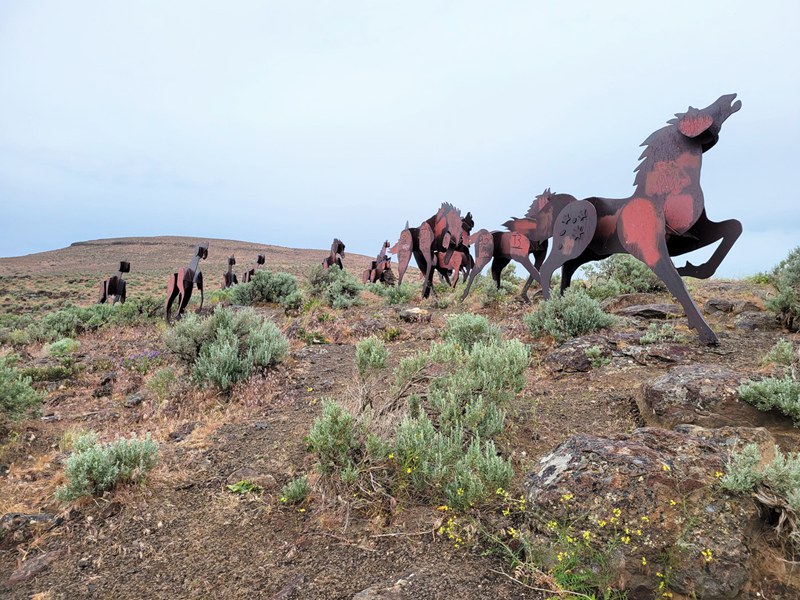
[{"left": 523, "top": 426, "right": 782, "bottom": 600}]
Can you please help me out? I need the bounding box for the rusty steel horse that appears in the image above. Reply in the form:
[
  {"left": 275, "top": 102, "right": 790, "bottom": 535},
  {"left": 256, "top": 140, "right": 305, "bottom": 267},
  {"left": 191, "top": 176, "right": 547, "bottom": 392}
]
[
  {"left": 362, "top": 241, "right": 396, "bottom": 285},
  {"left": 165, "top": 242, "right": 208, "bottom": 323},
  {"left": 98, "top": 261, "right": 130, "bottom": 305},
  {"left": 390, "top": 203, "right": 467, "bottom": 298},
  {"left": 459, "top": 189, "right": 596, "bottom": 302},
  {"left": 221, "top": 255, "right": 238, "bottom": 289},
  {"left": 242, "top": 254, "right": 266, "bottom": 284},
  {"left": 322, "top": 239, "right": 345, "bottom": 270},
  {"left": 549, "top": 93, "right": 743, "bottom": 344}
]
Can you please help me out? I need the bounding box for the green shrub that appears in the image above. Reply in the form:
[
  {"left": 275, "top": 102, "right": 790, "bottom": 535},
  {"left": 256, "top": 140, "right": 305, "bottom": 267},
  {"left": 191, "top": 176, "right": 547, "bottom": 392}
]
[
  {"left": 524, "top": 288, "right": 616, "bottom": 341},
  {"left": 382, "top": 282, "right": 415, "bottom": 305},
  {"left": 0, "top": 353, "right": 44, "bottom": 420},
  {"left": 55, "top": 432, "right": 158, "bottom": 501},
  {"left": 355, "top": 336, "right": 388, "bottom": 378},
  {"left": 585, "top": 345, "right": 610, "bottom": 369},
  {"left": 307, "top": 265, "right": 362, "bottom": 309},
  {"left": 47, "top": 338, "right": 80, "bottom": 358},
  {"left": 639, "top": 322, "right": 686, "bottom": 345},
  {"left": 584, "top": 254, "right": 666, "bottom": 300},
  {"left": 766, "top": 246, "right": 800, "bottom": 331},
  {"left": 722, "top": 443, "right": 800, "bottom": 513},
  {"left": 442, "top": 313, "right": 500, "bottom": 349},
  {"left": 21, "top": 364, "right": 74, "bottom": 382},
  {"left": 27, "top": 297, "right": 161, "bottom": 342},
  {"left": 230, "top": 270, "right": 302, "bottom": 309},
  {"left": 164, "top": 306, "right": 288, "bottom": 392},
  {"left": 307, "top": 400, "right": 360, "bottom": 474},
  {"left": 280, "top": 475, "right": 310, "bottom": 505},
  {"left": 739, "top": 377, "right": 800, "bottom": 424},
  {"left": 146, "top": 367, "right": 177, "bottom": 401},
  {"left": 227, "top": 480, "right": 263, "bottom": 495},
  {"left": 762, "top": 339, "right": 796, "bottom": 367}
]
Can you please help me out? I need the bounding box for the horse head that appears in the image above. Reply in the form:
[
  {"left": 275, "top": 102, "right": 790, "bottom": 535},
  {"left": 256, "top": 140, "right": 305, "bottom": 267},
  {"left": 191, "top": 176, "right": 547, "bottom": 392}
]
[
  {"left": 670, "top": 93, "right": 741, "bottom": 152},
  {"left": 227, "top": 255, "right": 236, "bottom": 267}
]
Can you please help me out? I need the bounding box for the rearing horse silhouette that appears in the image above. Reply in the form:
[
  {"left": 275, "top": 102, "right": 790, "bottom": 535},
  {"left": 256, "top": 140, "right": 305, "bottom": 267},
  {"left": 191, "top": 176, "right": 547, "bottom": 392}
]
[{"left": 554, "top": 93, "right": 743, "bottom": 344}]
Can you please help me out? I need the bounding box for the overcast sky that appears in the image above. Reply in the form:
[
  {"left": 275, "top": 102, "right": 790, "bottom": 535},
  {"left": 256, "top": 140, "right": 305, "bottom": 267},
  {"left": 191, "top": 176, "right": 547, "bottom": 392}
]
[{"left": 1, "top": 1, "right": 798, "bottom": 277}]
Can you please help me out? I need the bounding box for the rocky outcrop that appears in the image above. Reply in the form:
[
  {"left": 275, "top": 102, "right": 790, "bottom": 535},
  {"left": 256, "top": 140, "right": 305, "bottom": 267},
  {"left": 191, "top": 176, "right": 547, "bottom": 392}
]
[
  {"left": 641, "top": 365, "right": 800, "bottom": 446},
  {"left": 523, "top": 426, "right": 783, "bottom": 600},
  {"left": 615, "top": 304, "right": 683, "bottom": 319},
  {"left": 734, "top": 312, "right": 780, "bottom": 331},
  {"left": 544, "top": 334, "right": 613, "bottom": 372}
]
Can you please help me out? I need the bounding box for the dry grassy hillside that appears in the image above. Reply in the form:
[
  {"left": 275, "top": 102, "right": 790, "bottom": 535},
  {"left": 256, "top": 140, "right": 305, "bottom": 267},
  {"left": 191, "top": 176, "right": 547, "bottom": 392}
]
[{"left": 1, "top": 242, "right": 799, "bottom": 599}]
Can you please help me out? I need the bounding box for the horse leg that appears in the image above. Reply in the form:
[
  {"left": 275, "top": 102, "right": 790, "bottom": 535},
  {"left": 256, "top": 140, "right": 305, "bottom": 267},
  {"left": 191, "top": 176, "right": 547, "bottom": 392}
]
[
  {"left": 514, "top": 253, "right": 541, "bottom": 303},
  {"left": 98, "top": 280, "right": 108, "bottom": 304},
  {"left": 671, "top": 214, "right": 742, "bottom": 279},
  {"left": 460, "top": 251, "right": 492, "bottom": 302},
  {"left": 195, "top": 272, "right": 204, "bottom": 313},
  {"left": 118, "top": 280, "right": 126, "bottom": 304},
  {"left": 619, "top": 200, "right": 718, "bottom": 345},
  {"left": 491, "top": 256, "right": 510, "bottom": 290},
  {"left": 165, "top": 273, "right": 180, "bottom": 323}
]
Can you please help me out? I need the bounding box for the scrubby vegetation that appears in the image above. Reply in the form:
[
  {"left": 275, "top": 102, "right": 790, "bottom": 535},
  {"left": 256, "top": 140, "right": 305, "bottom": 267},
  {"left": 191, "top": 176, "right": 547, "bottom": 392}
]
[
  {"left": 739, "top": 377, "right": 800, "bottom": 425},
  {"left": 0, "top": 353, "right": 44, "bottom": 420},
  {"left": 164, "top": 306, "right": 288, "bottom": 392},
  {"left": 354, "top": 336, "right": 388, "bottom": 378},
  {"left": 583, "top": 254, "right": 666, "bottom": 300},
  {"left": 524, "top": 288, "right": 616, "bottom": 341},
  {"left": 307, "top": 334, "right": 528, "bottom": 511},
  {"left": 767, "top": 246, "right": 800, "bottom": 331},
  {"left": 307, "top": 264, "right": 362, "bottom": 309},
  {"left": 229, "top": 270, "right": 302, "bottom": 309},
  {"left": 442, "top": 313, "right": 500, "bottom": 349},
  {"left": 23, "top": 296, "right": 162, "bottom": 342},
  {"left": 639, "top": 322, "right": 686, "bottom": 345},
  {"left": 55, "top": 432, "right": 159, "bottom": 501}
]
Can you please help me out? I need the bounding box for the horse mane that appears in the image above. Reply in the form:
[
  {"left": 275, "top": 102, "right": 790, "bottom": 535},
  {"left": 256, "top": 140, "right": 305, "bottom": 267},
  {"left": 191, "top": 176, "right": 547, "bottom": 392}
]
[
  {"left": 439, "top": 201, "right": 462, "bottom": 218},
  {"left": 524, "top": 188, "right": 555, "bottom": 218},
  {"left": 632, "top": 108, "right": 692, "bottom": 189}
]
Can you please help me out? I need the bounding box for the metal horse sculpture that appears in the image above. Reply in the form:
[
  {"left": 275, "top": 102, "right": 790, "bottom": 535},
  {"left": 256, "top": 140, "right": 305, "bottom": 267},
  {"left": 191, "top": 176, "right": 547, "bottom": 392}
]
[
  {"left": 165, "top": 242, "right": 208, "bottom": 323},
  {"left": 390, "top": 203, "right": 466, "bottom": 298},
  {"left": 322, "top": 239, "right": 345, "bottom": 270},
  {"left": 553, "top": 93, "right": 743, "bottom": 344},
  {"left": 242, "top": 254, "right": 266, "bottom": 284},
  {"left": 362, "top": 241, "right": 396, "bottom": 285},
  {"left": 98, "top": 261, "right": 130, "bottom": 305},
  {"left": 459, "top": 188, "right": 596, "bottom": 302},
  {"left": 221, "top": 256, "right": 238, "bottom": 289}
]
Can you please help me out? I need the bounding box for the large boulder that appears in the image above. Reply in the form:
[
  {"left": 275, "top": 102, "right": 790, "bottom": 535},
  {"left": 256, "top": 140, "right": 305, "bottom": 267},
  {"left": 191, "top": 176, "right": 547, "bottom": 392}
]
[
  {"left": 641, "top": 365, "right": 800, "bottom": 446},
  {"left": 523, "top": 426, "right": 782, "bottom": 600}
]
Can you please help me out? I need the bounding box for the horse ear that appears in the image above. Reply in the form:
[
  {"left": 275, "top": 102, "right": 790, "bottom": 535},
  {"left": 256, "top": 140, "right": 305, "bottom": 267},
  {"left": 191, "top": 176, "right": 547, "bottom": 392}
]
[{"left": 677, "top": 108, "right": 714, "bottom": 138}]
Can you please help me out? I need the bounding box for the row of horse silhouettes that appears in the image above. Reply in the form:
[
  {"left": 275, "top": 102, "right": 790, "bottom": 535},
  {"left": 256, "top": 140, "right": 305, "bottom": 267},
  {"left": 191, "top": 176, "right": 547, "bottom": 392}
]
[{"left": 98, "top": 94, "right": 743, "bottom": 344}]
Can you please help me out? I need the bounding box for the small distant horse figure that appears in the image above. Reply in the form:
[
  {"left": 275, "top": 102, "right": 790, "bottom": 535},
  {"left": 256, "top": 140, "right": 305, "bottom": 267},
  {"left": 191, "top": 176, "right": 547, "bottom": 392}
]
[
  {"left": 555, "top": 94, "right": 742, "bottom": 344},
  {"left": 242, "top": 254, "right": 266, "bottom": 284},
  {"left": 98, "top": 261, "right": 130, "bottom": 305},
  {"left": 362, "top": 241, "right": 396, "bottom": 285},
  {"left": 165, "top": 242, "right": 208, "bottom": 323},
  {"left": 322, "top": 239, "right": 345, "bottom": 269},
  {"left": 221, "top": 256, "right": 238, "bottom": 289}
]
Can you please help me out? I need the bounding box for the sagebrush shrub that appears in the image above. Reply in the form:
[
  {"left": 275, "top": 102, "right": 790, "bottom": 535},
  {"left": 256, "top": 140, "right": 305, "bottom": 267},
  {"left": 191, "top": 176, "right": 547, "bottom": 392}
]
[
  {"left": 524, "top": 288, "right": 616, "bottom": 341},
  {"left": 307, "top": 265, "right": 362, "bottom": 309},
  {"left": 164, "top": 306, "right": 288, "bottom": 392},
  {"left": 639, "top": 322, "right": 686, "bottom": 345},
  {"left": 762, "top": 339, "right": 796, "bottom": 367},
  {"left": 47, "top": 338, "right": 80, "bottom": 358},
  {"left": 280, "top": 475, "right": 310, "bottom": 505},
  {"left": 27, "top": 297, "right": 161, "bottom": 342},
  {"left": 307, "top": 400, "right": 360, "bottom": 473},
  {"left": 722, "top": 443, "right": 800, "bottom": 513},
  {"left": 355, "top": 336, "right": 388, "bottom": 378},
  {"left": 230, "top": 270, "right": 302, "bottom": 309},
  {"left": 55, "top": 433, "right": 158, "bottom": 501},
  {"left": 0, "top": 353, "right": 44, "bottom": 420},
  {"left": 584, "top": 254, "right": 666, "bottom": 300},
  {"left": 739, "top": 377, "right": 800, "bottom": 424},
  {"left": 767, "top": 246, "right": 800, "bottom": 331},
  {"left": 442, "top": 313, "right": 501, "bottom": 349}
]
